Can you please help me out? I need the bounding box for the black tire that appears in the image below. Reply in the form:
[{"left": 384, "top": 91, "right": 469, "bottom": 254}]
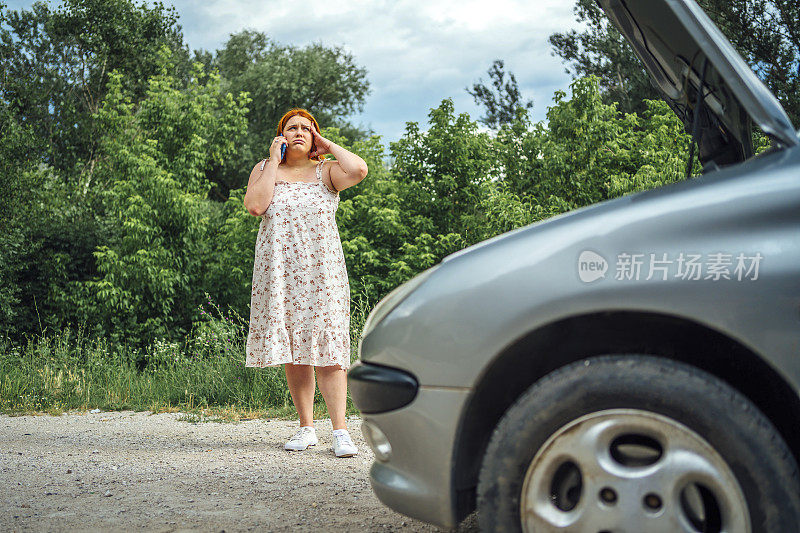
[{"left": 477, "top": 355, "right": 800, "bottom": 532}]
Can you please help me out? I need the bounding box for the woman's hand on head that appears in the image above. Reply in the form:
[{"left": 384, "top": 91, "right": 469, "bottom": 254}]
[
  {"left": 309, "top": 125, "right": 332, "bottom": 158},
  {"left": 269, "top": 135, "right": 287, "bottom": 161}
]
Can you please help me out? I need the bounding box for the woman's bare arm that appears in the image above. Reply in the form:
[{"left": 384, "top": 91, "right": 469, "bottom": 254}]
[
  {"left": 243, "top": 158, "right": 279, "bottom": 216},
  {"left": 326, "top": 143, "right": 369, "bottom": 193},
  {"left": 310, "top": 127, "right": 368, "bottom": 193}
]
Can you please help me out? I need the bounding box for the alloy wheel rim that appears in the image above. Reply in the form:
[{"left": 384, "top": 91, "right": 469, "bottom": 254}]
[{"left": 519, "top": 408, "right": 750, "bottom": 532}]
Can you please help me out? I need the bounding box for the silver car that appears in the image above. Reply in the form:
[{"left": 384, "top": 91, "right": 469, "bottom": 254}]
[{"left": 349, "top": 0, "right": 800, "bottom": 531}]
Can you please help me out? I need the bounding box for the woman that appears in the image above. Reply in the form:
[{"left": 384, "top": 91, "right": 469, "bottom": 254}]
[{"left": 243, "top": 108, "right": 368, "bottom": 457}]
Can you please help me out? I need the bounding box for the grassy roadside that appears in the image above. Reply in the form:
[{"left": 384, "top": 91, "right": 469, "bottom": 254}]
[{"left": 0, "top": 293, "right": 371, "bottom": 419}]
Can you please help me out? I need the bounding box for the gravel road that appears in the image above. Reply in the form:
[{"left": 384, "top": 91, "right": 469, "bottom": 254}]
[{"left": 0, "top": 410, "right": 478, "bottom": 532}]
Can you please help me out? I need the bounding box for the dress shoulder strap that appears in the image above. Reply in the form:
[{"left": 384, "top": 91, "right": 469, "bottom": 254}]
[{"left": 315, "top": 159, "right": 325, "bottom": 182}]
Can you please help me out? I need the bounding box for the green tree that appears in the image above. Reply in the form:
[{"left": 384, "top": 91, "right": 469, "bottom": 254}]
[
  {"left": 75, "top": 48, "right": 250, "bottom": 346},
  {"left": 390, "top": 99, "right": 494, "bottom": 244},
  {"left": 0, "top": 101, "right": 42, "bottom": 337},
  {"left": 548, "top": 1, "right": 653, "bottom": 116},
  {"left": 0, "top": 0, "right": 192, "bottom": 178},
  {"left": 335, "top": 78, "right": 695, "bottom": 309},
  {"left": 490, "top": 76, "right": 694, "bottom": 224},
  {"left": 466, "top": 59, "right": 533, "bottom": 128},
  {"left": 333, "top": 99, "right": 495, "bottom": 302},
  {"left": 214, "top": 30, "right": 369, "bottom": 136},
  {"left": 550, "top": 0, "right": 800, "bottom": 123}
]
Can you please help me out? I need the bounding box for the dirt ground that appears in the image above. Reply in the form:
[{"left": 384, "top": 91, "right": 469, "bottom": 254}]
[{"left": 0, "top": 410, "right": 478, "bottom": 532}]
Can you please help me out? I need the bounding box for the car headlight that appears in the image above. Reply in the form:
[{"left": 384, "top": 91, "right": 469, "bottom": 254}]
[
  {"left": 361, "top": 420, "right": 392, "bottom": 462},
  {"left": 360, "top": 264, "right": 441, "bottom": 339}
]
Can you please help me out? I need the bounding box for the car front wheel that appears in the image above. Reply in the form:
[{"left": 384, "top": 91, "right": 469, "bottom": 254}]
[{"left": 477, "top": 355, "right": 800, "bottom": 532}]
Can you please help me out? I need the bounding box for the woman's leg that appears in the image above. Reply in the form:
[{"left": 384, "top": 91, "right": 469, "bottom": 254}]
[
  {"left": 284, "top": 363, "right": 316, "bottom": 426},
  {"left": 315, "top": 365, "right": 348, "bottom": 430}
]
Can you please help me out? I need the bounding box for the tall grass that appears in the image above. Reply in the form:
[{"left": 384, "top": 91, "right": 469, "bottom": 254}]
[{"left": 1, "top": 287, "right": 376, "bottom": 417}]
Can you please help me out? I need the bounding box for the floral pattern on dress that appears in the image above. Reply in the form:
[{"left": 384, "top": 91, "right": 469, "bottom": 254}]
[{"left": 246, "top": 160, "right": 351, "bottom": 369}]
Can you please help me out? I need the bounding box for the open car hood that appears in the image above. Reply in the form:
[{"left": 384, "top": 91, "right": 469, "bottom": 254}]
[{"left": 597, "top": 0, "right": 799, "bottom": 168}]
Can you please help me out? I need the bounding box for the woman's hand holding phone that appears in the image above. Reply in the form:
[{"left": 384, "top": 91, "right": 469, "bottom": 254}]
[
  {"left": 269, "top": 135, "right": 287, "bottom": 162},
  {"left": 260, "top": 136, "right": 287, "bottom": 171}
]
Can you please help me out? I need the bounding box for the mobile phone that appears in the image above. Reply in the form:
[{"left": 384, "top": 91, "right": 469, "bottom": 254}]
[{"left": 260, "top": 139, "right": 286, "bottom": 171}]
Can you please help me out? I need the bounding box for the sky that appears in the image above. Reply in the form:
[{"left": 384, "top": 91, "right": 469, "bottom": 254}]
[{"left": 4, "top": 0, "right": 583, "bottom": 145}]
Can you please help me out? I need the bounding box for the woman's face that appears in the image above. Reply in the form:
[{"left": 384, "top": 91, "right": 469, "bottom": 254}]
[{"left": 282, "top": 115, "right": 314, "bottom": 156}]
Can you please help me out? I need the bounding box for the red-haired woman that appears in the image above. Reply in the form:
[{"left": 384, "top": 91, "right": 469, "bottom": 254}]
[{"left": 243, "top": 108, "right": 368, "bottom": 457}]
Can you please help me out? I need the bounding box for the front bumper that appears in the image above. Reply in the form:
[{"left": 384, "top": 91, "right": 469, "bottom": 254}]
[
  {"left": 349, "top": 363, "right": 470, "bottom": 529},
  {"left": 348, "top": 361, "right": 419, "bottom": 414}
]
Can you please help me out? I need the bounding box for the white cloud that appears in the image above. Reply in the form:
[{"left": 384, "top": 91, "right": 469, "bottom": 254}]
[
  {"left": 168, "top": 0, "right": 583, "bottom": 142},
  {"left": 7, "top": 0, "right": 583, "bottom": 143}
]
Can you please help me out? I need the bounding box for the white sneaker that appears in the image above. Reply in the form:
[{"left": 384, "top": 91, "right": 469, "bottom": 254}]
[
  {"left": 285, "top": 426, "right": 318, "bottom": 451},
  {"left": 332, "top": 430, "right": 358, "bottom": 457}
]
